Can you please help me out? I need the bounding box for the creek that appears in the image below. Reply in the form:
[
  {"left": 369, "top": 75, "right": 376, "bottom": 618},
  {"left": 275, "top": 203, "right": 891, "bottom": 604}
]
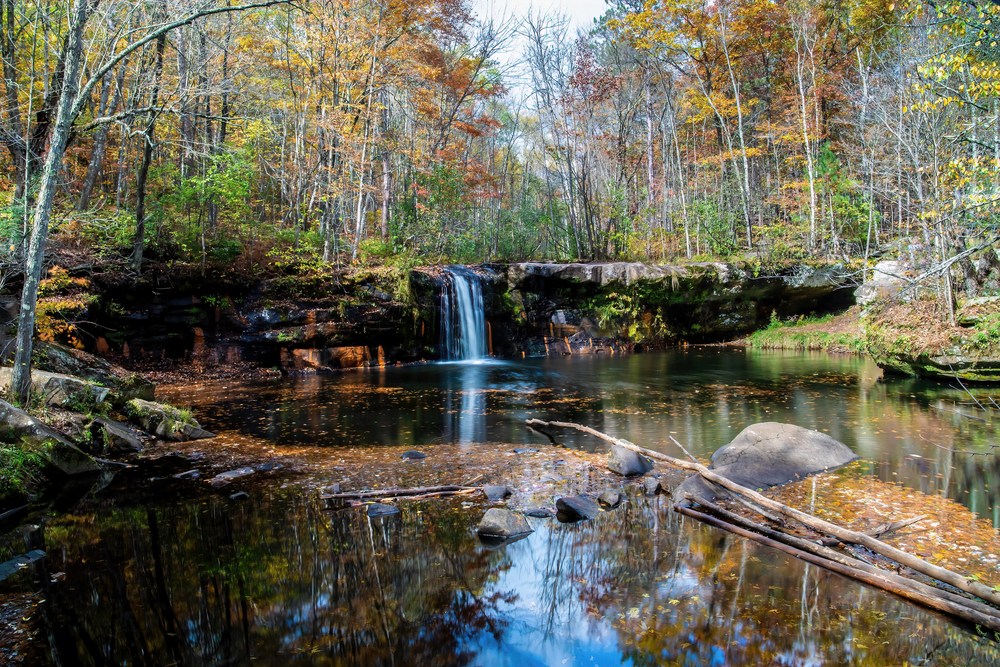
[{"left": 4, "top": 348, "right": 1000, "bottom": 665}]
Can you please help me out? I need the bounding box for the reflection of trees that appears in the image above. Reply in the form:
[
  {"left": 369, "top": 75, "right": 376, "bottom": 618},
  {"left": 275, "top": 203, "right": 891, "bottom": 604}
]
[
  {"left": 32, "top": 489, "right": 1000, "bottom": 665},
  {"left": 523, "top": 498, "right": 1000, "bottom": 667},
  {"left": 39, "top": 494, "right": 515, "bottom": 666}
]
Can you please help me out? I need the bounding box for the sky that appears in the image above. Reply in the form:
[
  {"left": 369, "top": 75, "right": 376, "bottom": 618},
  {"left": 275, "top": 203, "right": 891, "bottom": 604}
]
[
  {"left": 473, "top": 0, "right": 610, "bottom": 33},
  {"left": 471, "top": 0, "right": 611, "bottom": 98}
]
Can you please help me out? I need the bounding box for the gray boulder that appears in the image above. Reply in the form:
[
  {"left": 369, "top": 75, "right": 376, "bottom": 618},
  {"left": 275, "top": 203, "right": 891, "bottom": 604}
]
[
  {"left": 556, "top": 496, "right": 600, "bottom": 522},
  {"left": 673, "top": 422, "right": 858, "bottom": 503},
  {"left": 126, "top": 399, "right": 214, "bottom": 441},
  {"left": 0, "top": 399, "right": 99, "bottom": 476},
  {"left": 607, "top": 444, "right": 654, "bottom": 476},
  {"left": 0, "top": 368, "right": 110, "bottom": 410},
  {"left": 92, "top": 416, "right": 144, "bottom": 453},
  {"left": 477, "top": 508, "right": 533, "bottom": 538}
]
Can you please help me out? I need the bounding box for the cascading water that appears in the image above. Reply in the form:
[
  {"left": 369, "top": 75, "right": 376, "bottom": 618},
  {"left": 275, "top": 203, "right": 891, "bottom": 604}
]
[{"left": 439, "top": 266, "right": 487, "bottom": 361}]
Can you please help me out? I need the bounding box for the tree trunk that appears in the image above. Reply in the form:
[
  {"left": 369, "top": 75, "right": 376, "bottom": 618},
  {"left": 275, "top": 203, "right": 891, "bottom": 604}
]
[
  {"left": 12, "top": 0, "right": 87, "bottom": 406},
  {"left": 78, "top": 65, "right": 125, "bottom": 210},
  {"left": 131, "top": 29, "right": 168, "bottom": 273}
]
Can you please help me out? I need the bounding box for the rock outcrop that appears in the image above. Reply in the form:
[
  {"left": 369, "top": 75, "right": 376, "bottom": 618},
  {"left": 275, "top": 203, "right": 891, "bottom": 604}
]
[
  {"left": 0, "top": 368, "right": 110, "bottom": 410},
  {"left": 126, "top": 399, "right": 215, "bottom": 441},
  {"left": 0, "top": 399, "right": 100, "bottom": 476}
]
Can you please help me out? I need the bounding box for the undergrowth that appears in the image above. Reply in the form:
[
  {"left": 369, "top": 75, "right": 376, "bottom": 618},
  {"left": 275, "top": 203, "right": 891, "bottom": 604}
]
[
  {"left": 748, "top": 311, "right": 866, "bottom": 354},
  {"left": 0, "top": 443, "right": 46, "bottom": 503}
]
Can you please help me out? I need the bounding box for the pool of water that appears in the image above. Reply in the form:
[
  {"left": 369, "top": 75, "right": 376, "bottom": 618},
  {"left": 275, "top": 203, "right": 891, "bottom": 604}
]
[{"left": 6, "top": 348, "right": 1000, "bottom": 665}]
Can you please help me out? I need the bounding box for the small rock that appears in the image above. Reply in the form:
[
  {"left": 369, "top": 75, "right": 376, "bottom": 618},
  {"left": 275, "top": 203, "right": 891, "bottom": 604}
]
[
  {"left": 323, "top": 483, "right": 342, "bottom": 495},
  {"left": 598, "top": 490, "right": 623, "bottom": 508},
  {"left": 556, "top": 496, "right": 600, "bottom": 522},
  {"left": 607, "top": 445, "right": 654, "bottom": 477},
  {"left": 401, "top": 450, "right": 427, "bottom": 460},
  {"left": 211, "top": 467, "right": 255, "bottom": 482},
  {"left": 642, "top": 476, "right": 664, "bottom": 495},
  {"left": 512, "top": 448, "right": 539, "bottom": 454},
  {"left": 172, "top": 470, "right": 200, "bottom": 480},
  {"left": 483, "top": 485, "right": 510, "bottom": 501},
  {"left": 367, "top": 503, "right": 400, "bottom": 517},
  {"left": 229, "top": 492, "right": 249, "bottom": 500},
  {"left": 258, "top": 462, "right": 283, "bottom": 471},
  {"left": 210, "top": 478, "right": 231, "bottom": 488},
  {"left": 523, "top": 506, "right": 556, "bottom": 518},
  {"left": 477, "top": 508, "right": 534, "bottom": 537}
]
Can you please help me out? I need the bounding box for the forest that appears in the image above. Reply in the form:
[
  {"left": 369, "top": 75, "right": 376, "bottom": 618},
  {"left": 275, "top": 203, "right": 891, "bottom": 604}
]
[{"left": 0, "top": 0, "right": 998, "bottom": 271}]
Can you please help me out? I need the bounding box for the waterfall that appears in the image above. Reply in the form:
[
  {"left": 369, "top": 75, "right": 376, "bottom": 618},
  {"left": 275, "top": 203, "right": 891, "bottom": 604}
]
[{"left": 439, "top": 266, "right": 487, "bottom": 361}]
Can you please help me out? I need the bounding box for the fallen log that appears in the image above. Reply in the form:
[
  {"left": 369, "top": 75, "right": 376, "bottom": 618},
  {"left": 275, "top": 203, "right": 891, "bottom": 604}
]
[
  {"left": 321, "top": 484, "right": 476, "bottom": 502},
  {"left": 525, "top": 418, "right": 1000, "bottom": 609},
  {"left": 675, "top": 504, "right": 1000, "bottom": 632},
  {"left": 685, "top": 493, "right": 1000, "bottom": 623}
]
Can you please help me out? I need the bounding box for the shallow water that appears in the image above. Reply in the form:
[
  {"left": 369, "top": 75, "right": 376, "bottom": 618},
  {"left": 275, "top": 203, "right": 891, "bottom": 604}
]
[{"left": 6, "top": 348, "right": 1000, "bottom": 665}]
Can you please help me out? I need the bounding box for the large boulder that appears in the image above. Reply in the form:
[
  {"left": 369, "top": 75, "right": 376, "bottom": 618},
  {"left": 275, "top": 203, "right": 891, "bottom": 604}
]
[
  {"left": 0, "top": 399, "right": 100, "bottom": 476},
  {"left": 126, "top": 399, "right": 214, "bottom": 441},
  {"left": 0, "top": 368, "right": 110, "bottom": 410},
  {"left": 607, "top": 445, "right": 654, "bottom": 476},
  {"left": 673, "top": 422, "right": 858, "bottom": 503}
]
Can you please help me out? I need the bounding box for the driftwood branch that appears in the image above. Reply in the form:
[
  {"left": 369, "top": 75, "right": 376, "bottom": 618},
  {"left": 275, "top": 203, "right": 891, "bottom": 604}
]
[
  {"left": 321, "top": 485, "right": 476, "bottom": 501},
  {"left": 684, "top": 494, "right": 1000, "bottom": 622},
  {"left": 525, "top": 418, "right": 1000, "bottom": 610},
  {"left": 819, "top": 515, "right": 927, "bottom": 547},
  {"left": 676, "top": 503, "right": 1000, "bottom": 632}
]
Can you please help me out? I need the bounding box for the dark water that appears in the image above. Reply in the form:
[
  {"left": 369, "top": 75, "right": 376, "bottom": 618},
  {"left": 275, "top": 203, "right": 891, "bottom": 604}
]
[{"left": 6, "top": 349, "right": 1000, "bottom": 666}]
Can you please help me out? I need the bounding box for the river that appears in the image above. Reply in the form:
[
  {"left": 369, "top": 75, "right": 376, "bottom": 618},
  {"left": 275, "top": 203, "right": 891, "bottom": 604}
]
[{"left": 4, "top": 348, "right": 1000, "bottom": 665}]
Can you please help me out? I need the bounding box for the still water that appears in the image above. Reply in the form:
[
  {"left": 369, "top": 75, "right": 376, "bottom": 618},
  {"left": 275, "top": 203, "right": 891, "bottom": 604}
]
[{"left": 11, "top": 349, "right": 1000, "bottom": 665}]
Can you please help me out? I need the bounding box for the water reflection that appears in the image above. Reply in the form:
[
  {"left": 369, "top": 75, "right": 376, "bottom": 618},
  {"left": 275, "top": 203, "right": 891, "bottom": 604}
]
[
  {"left": 31, "top": 492, "right": 1000, "bottom": 666},
  {"left": 161, "top": 348, "right": 1000, "bottom": 525}
]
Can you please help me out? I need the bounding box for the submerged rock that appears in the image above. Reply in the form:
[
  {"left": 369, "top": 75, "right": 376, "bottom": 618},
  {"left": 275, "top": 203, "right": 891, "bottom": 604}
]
[
  {"left": 209, "top": 467, "right": 255, "bottom": 486},
  {"left": 0, "top": 399, "right": 100, "bottom": 476},
  {"left": 483, "top": 485, "right": 510, "bottom": 501},
  {"left": 477, "top": 508, "right": 533, "bottom": 537},
  {"left": 523, "top": 506, "right": 556, "bottom": 518},
  {"left": 642, "top": 476, "right": 664, "bottom": 495},
  {"left": 598, "top": 490, "right": 623, "bottom": 508},
  {"left": 556, "top": 496, "right": 600, "bottom": 522},
  {"left": 673, "top": 422, "right": 859, "bottom": 503},
  {"left": 401, "top": 450, "right": 427, "bottom": 460},
  {"left": 367, "top": 503, "right": 399, "bottom": 517},
  {"left": 607, "top": 445, "right": 654, "bottom": 477}
]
